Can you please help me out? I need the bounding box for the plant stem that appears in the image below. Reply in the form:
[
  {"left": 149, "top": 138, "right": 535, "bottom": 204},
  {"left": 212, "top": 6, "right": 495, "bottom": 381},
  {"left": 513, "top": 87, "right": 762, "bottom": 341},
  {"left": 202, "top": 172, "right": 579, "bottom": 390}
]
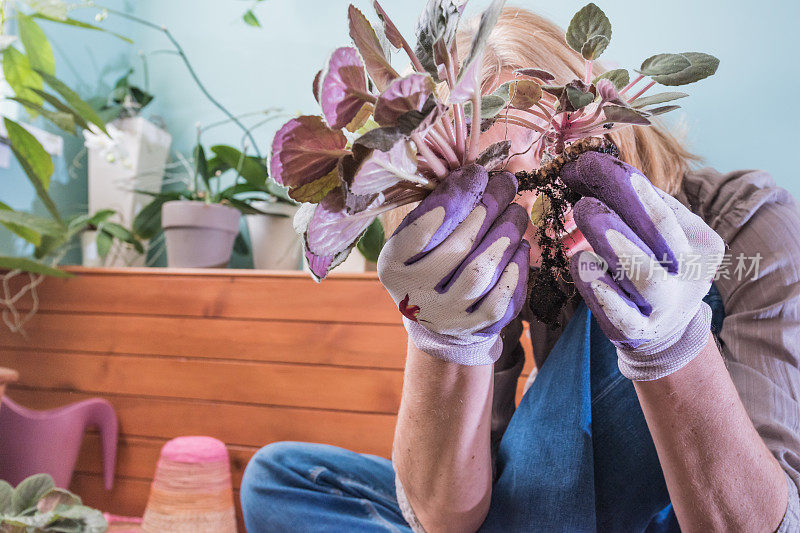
[
  {"left": 585, "top": 60, "right": 593, "bottom": 84},
  {"left": 466, "top": 91, "right": 481, "bottom": 163},
  {"left": 101, "top": 7, "right": 263, "bottom": 158},
  {"left": 429, "top": 128, "right": 459, "bottom": 168},
  {"left": 443, "top": 50, "right": 466, "bottom": 162},
  {"left": 628, "top": 81, "right": 656, "bottom": 103},
  {"left": 412, "top": 133, "right": 447, "bottom": 179},
  {"left": 499, "top": 115, "right": 545, "bottom": 133},
  {"left": 620, "top": 74, "right": 644, "bottom": 95}
]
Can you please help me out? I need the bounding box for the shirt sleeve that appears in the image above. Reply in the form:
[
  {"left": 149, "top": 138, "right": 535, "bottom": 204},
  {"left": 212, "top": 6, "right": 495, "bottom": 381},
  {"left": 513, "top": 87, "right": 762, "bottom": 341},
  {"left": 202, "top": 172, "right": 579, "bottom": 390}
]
[{"left": 683, "top": 168, "right": 800, "bottom": 530}]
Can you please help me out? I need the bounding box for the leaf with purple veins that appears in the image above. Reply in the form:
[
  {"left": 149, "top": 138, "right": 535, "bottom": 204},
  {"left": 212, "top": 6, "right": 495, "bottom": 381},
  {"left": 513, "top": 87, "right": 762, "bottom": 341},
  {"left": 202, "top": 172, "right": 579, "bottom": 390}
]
[
  {"left": 320, "top": 47, "right": 372, "bottom": 129},
  {"left": 270, "top": 115, "right": 348, "bottom": 189},
  {"left": 374, "top": 73, "right": 435, "bottom": 126}
]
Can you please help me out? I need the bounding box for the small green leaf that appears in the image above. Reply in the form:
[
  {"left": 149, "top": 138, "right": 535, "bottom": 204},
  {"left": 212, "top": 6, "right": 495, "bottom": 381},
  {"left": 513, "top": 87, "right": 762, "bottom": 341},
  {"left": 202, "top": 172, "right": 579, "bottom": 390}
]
[
  {"left": 133, "top": 192, "right": 183, "bottom": 239},
  {"left": 36, "top": 69, "right": 108, "bottom": 134},
  {"left": 32, "top": 14, "right": 133, "bottom": 43},
  {"left": 357, "top": 217, "right": 385, "bottom": 262},
  {"left": 0, "top": 209, "right": 63, "bottom": 236},
  {"left": 3, "top": 47, "right": 43, "bottom": 105},
  {"left": 566, "top": 85, "right": 594, "bottom": 110},
  {"left": 593, "top": 68, "right": 629, "bottom": 90},
  {"left": 464, "top": 94, "right": 507, "bottom": 119},
  {"left": 36, "top": 488, "right": 81, "bottom": 513},
  {"left": 603, "top": 104, "right": 651, "bottom": 125},
  {"left": 580, "top": 34, "right": 609, "bottom": 61},
  {"left": 102, "top": 222, "right": 144, "bottom": 253},
  {"left": 565, "top": 3, "right": 612, "bottom": 60},
  {"left": 7, "top": 97, "right": 76, "bottom": 134},
  {"left": 630, "top": 91, "right": 688, "bottom": 108},
  {"left": 0, "top": 256, "right": 69, "bottom": 277},
  {"left": 12, "top": 474, "right": 55, "bottom": 513},
  {"left": 28, "top": 88, "right": 91, "bottom": 131},
  {"left": 86, "top": 209, "right": 116, "bottom": 226},
  {"left": 0, "top": 201, "right": 40, "bottom": 245},
  {"left": 0, "top": 480, "right": 13, "bottom": 514},
  {"left": 17, "top": 14, "right": 55, "bottom": 75},
  {"left": 96, "top": 229, "right": 113, "bottom": 258},
  {"left": 650, "top": 52, "right": 719, "bottom": 86},
  {"left": 646, "top": 104, "right": 680, "bottom": 116},
  {"left": 287, "top": 168, "right": 340, "bottom": 203},
  {"left": 242, "top": 9, "right": 261, "bottom": 27},
  {"left": 194, "top": 144, "right": 211, "bottom": 193},
  {"left": 210, "top": 145, "right": 268, "bottom": 187},
  {"left": 638, "top": 53, "right": 691, "bottom": 76}
]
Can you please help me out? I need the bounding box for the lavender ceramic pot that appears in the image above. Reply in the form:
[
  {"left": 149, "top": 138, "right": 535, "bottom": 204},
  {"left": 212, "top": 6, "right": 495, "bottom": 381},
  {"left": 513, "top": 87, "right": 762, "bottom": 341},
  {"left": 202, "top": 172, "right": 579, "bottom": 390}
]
[{"left": 162, "top": 201, "right": 241, "bottom": 268}]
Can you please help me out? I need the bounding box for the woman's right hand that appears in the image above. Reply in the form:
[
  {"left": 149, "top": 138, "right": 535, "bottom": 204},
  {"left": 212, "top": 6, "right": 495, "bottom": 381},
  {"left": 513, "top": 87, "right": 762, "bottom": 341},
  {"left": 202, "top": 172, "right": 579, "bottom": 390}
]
[{"left": 377, "top": 164, "right": 531, "bottom": 366}]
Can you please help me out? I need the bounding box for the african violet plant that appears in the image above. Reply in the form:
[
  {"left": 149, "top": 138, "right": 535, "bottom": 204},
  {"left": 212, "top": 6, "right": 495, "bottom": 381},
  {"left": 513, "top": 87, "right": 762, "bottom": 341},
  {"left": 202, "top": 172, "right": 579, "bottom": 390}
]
[
  {"left": 0, "top": 473, "right": 106, "bottom": 532},
  {"left": 270, "top": 0, "right": 719, "bottom": 303}
]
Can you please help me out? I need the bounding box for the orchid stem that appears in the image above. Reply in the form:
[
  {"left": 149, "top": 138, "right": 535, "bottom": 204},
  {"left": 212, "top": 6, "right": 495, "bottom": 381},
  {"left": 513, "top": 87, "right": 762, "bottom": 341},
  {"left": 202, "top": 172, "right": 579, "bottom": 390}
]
[
  {"left": 412, "top": 133, "right": 448, "bottom": 179},
  {"left": 628, "top": 81, "right": 656, "bottom": 103},
  {"left": 620, "top": 74, "right": 644, "bottom": 95}
]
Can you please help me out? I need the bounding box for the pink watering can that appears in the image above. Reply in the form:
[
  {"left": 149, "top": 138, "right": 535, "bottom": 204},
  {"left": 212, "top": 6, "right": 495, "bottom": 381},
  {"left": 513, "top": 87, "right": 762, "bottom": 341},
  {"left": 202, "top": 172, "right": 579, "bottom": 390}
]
[{"left": 0, "top": 396, "right": 118, "bottom": 490}]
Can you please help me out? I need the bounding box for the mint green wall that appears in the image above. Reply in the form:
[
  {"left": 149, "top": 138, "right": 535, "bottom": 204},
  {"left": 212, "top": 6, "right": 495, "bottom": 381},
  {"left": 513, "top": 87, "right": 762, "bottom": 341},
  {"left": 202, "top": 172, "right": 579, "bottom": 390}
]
[{"left": 2, "top": 0, "right": 798, "bottom": 262}]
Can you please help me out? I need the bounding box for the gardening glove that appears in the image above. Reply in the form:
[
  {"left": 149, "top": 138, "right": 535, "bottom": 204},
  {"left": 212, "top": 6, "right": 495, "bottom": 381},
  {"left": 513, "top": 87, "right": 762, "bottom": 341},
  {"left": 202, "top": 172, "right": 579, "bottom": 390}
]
[
  {"left": 377, "top": 164, "right": 531, "bottom": 366},
  {"left": 562, "top": 152, "right": 725, "bottom": 381}
]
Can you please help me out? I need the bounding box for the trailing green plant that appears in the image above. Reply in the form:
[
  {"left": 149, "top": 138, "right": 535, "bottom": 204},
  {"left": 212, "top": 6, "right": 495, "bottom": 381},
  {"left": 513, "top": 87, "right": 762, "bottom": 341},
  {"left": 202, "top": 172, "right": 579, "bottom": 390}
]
[
  {"left": 0, "top": 473, "right": 106, "bottom": 532},
  {"left": 89, "top": 67, "right": 154, "bottom": 123},
  {"left": 0, "top": 1, "right": 143, "bottom": 331}
]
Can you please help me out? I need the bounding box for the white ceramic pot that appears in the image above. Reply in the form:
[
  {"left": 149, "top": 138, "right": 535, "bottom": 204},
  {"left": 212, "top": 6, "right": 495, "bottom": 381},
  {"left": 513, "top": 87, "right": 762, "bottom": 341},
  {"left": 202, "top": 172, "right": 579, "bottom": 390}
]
[
  {"left": 245, "top": 201, "right": 302, "bottom": 270},
  {"left": 162, "top": 201, "right": 241, "bottom": 268},
  {"left": 85, "top": 116, "right": 171, "bottom": 267}
]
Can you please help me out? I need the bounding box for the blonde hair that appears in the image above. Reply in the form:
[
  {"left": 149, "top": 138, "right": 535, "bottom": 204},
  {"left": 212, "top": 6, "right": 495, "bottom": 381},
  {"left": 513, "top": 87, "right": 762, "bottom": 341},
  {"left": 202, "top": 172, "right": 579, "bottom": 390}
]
[{"left": 383, "top": 6, "right": 699, "bottom": 233}]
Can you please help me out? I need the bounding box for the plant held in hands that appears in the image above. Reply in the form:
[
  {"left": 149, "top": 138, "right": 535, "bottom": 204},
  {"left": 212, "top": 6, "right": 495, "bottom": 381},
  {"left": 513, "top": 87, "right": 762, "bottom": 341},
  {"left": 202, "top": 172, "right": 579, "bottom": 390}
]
[{"left": 269, "top": 0, "right": 718, "bottom": 318}]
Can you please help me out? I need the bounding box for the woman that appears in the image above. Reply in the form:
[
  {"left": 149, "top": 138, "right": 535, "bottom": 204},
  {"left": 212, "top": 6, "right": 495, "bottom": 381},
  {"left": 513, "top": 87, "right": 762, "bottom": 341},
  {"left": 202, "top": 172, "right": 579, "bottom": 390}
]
[{"left": 241, "top": 8, "right": 800, "bottom": 532}]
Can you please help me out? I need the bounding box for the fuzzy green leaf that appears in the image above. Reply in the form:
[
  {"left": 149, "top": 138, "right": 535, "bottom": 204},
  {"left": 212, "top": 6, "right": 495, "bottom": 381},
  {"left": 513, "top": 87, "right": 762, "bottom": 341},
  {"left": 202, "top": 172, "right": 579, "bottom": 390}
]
[
  {"left": 414, "top": 0, "right": 462, "bottom": 82},
  {"left": 12, "top": 474, "right": 54, "bottom": 514},
  {"left": 3, "top": 47, "right": 43, "bottom": 106},
  {"left": 638, "top": 53, "right": 690, "bottom": 76},
  {"left": 630, "top": 91, "right": 688, "bottom": 108},
  {"left": 650, "top": 52, "right": 719, "bottom": 86},
  {"left": 566, "top": 3, "right": 612, "bottom": 60},
  {"left": 459, "top": 0, "right": 506, "bottom": 81},
  {"left": 603, "top": 104, "right": 651, "bottom": 125},
  {"left": 593, "top": 68, "right": 629, "bottom": 90},
  {"left": 463, "top": 94, "right": 507, "bottom": 119},
  {"left": 646, "top": 104, "right": 680, "bottom": 116},
  {"left": 566, "top": 85, "right": 594, "bottom": 110},
  {"left": 0, "top": 480, "right": 13, "bottom": 514},
  {"left": 36, "top": 69, "right": 108, "bottom": 134},
  {"left": 18, "top": 14, "right": 54, "bottom": 75},
  {"left": 242, "top": 10, "right": 260, "bottom": 27}
]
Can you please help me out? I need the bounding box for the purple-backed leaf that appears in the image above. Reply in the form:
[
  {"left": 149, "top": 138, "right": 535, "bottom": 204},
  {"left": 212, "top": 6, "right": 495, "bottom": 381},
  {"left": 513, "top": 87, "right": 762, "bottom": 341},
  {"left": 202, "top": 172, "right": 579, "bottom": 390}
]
[
  {"left": 344, "top": 140, "right": 418, "bottom": 196},
  {"left": 349, "top": 4, "right": 399, "bottom": 91},
  {"left": 396, "top": 95, "right": 445, "bottom": 135},
  {"left": 320, "top": 47, "right": 371, "bottom": 129},
  {"left": 450, "top": 55, "right": 481, "bottom": 103},
  {"left": 288, "top": 167, "right": 342, "bottom": 203},
  {"left": 374, "top": 73, "right": 435, "bottom": 126},
  {"left": 596, "top": 78, "right": 625, "bottom": 106},
  {"left": 514, "top": 68, "right": 556, "bottom": 82},
  {"left": 354, "top": 126, "right": 406, "bottom": 151},
  {"left": 312, "top": 70, "right": 323, "bottom": 103},
  {"left": 270, "top": 115, "right": 348, "bottom": 189},
  {"left": 345, "top": 102, "right": 375, "bottom": 133},
  {"left": 299, "top": 188, "right": 380, "bottom": 280},
  {"left": 603, "top": 104, "right": 651, "bottom": 125},
  {"left": 373, "top": 1, "right": 404, "bottom": 49}
]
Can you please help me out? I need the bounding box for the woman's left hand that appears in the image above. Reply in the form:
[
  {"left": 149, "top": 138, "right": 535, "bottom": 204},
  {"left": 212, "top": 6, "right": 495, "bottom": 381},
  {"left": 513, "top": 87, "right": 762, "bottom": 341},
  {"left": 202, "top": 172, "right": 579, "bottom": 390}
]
[{"left": 561, "top": 151, "right": 725, "bottom": 381}]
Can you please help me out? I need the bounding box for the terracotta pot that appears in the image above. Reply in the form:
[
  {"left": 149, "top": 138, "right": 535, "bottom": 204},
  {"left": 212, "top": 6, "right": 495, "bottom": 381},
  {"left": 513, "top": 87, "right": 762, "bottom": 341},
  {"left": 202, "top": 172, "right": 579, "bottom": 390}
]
[
  {"left": 162, "top": 201, "right": 241, "bottom": 268},
  {"left": 0, "top": 367, "right": 19, "bottom": 412}
]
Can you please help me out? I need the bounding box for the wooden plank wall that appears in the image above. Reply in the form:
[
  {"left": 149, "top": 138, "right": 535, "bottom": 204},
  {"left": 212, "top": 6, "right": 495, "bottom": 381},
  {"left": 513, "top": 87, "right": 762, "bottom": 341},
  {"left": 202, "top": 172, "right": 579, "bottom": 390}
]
[{"left": 0, "top": 267, "right": 533, "bottom": 529}]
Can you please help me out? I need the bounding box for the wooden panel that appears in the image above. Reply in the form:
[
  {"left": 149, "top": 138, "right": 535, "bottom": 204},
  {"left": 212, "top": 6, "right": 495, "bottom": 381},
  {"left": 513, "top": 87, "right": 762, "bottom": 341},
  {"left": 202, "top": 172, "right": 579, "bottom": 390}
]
[
  {"left": 3, "top": 349, "right": 404, "bottom": 413},
  {"left": 0, "top": 312, "right": 408, "bottom": 369},
  {"left": 7, "top": 388, "right": 397, "bottom": 457},
  {"left": 7, "top": 267, "right": 401, "bottom": 324}
]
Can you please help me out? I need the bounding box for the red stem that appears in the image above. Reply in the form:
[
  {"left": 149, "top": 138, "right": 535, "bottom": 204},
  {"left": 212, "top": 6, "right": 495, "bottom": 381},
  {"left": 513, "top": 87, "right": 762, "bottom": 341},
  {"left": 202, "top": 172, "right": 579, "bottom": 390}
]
[
  {"left": 628, "top": 81, "right": 656, "bottom": 103},
  {"left": 620, "top": 74, "right": 644, "bottom": 95}
]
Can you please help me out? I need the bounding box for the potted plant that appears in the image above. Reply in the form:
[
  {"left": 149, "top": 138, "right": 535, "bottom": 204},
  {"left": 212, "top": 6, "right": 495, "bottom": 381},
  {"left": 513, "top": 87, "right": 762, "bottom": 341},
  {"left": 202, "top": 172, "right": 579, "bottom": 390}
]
[
  {"left": 82, "top": 68, "right": 171, "bottom": 267},
  {"left": 0, "top": 474, "right": 106, "bottom": 532},
  {"left": 135, "top": 142, "right": 294, "bottom": 268}
]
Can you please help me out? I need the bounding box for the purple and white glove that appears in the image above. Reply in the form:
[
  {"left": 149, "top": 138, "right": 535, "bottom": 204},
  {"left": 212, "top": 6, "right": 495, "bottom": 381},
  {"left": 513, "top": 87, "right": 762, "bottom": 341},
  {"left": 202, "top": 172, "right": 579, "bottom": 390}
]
[
  {"left": 562, "top": 152, "right": 725, "bottom": 381},
  {"left": 377, "top": 164, "right": 530, "bottom": 366}
]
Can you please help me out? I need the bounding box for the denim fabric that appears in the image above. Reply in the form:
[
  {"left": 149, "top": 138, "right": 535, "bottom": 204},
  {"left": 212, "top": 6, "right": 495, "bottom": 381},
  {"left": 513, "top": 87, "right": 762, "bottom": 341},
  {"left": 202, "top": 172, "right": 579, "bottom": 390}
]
[{"left": 241, "top": 289, "right": 724, "bottom": 532}]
